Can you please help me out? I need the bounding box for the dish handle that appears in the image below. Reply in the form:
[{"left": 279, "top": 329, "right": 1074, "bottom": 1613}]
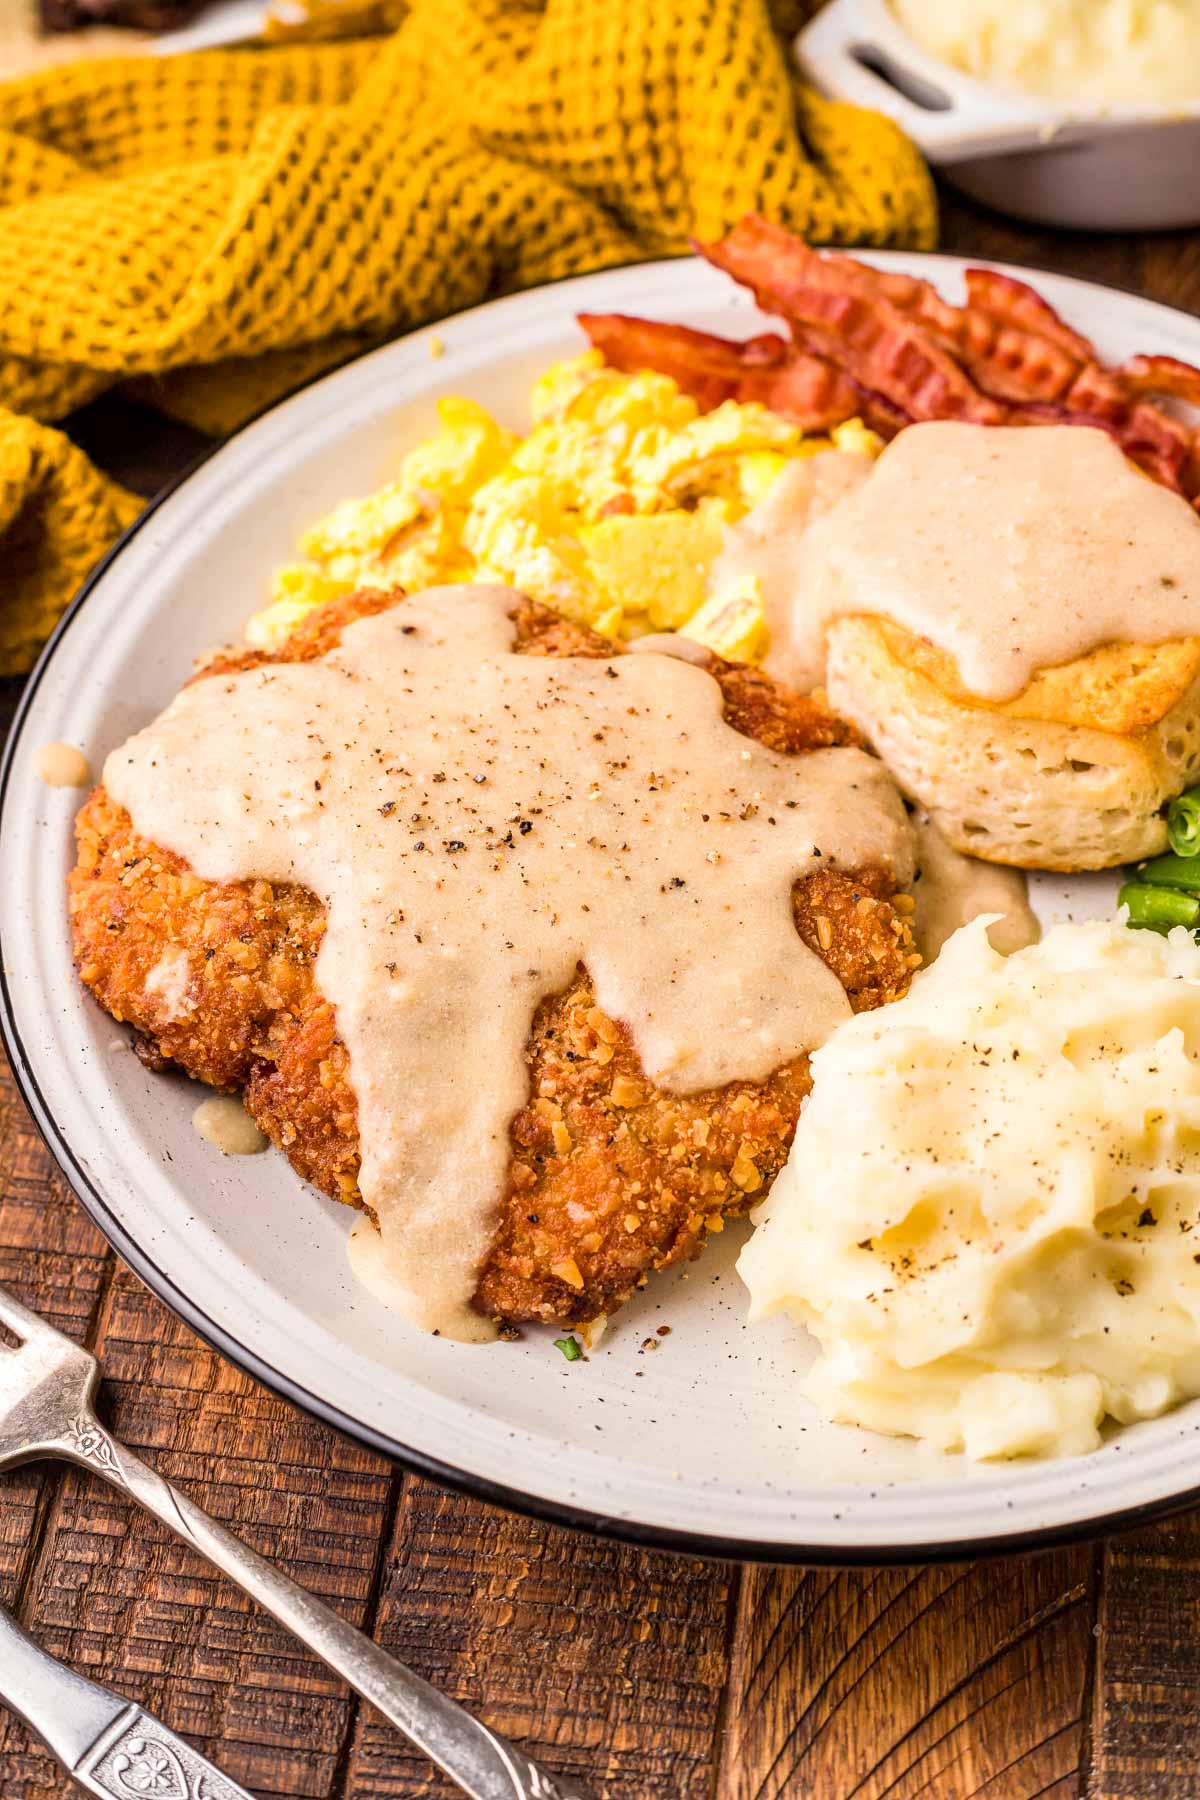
[{"left": 795, "top": 0, "right": 1045, "bottom": 164}]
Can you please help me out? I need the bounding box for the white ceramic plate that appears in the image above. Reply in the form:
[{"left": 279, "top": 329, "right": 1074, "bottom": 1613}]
[{"left": 5, "top": 254, "right": 1200, "bottom": 1563}]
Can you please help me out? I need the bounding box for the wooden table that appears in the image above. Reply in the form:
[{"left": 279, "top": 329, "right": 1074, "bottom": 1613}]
[{"left": 3, "top": 188, "right": 1200, "bottom": 1800}]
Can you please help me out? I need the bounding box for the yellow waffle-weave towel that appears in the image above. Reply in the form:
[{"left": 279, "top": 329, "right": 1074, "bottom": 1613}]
[{"left": 0, "top": 0, "right": 935, "bottom": 674}]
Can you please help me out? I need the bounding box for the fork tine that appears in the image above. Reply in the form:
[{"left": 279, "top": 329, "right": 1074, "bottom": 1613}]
[{"left": 0, "top": 1282, "right": 68, "bottom": 1346}]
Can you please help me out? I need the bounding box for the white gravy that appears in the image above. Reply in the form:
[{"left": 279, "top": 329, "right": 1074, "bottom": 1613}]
[
  {"left": 145, "top": 948, "right": 192, "bottom": 1022},
  {"left": 726, "top": 424, "right": 1200, "bottom": 700},
  {"left": 105, "top": 585, "right": 913, "bottom": 1340},
  {"left": 36, "top": 743, "right": 91, "bottom": 788},
  {"left": 910, "top": 811, "right": 1039, "bottom": 963},
  {"left": 712, "top": 452, "right": 872, "bottom": 693},
  {"left": 193, "top": 1097, "right": 268, "bottom": 1155}
]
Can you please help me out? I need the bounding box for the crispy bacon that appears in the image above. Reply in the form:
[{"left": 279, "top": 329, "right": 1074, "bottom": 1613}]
[
  {"left": 697, "top": 219, "right": 1004, "bottom": 426},
  {"left": 578, "top": 311, "right": 913, "bottom": 439},
  {"left": 577, "top": 314, "right": 787, "bottom": 412},
  {"left": 1119, "top": 354, "right": 1200, "bottom": 406},
  {"left": 877, "top": 265, "right": 1088, "bottom": 404},
  {"left": 781, "top": 290, "right": 1004, "bottom": 425},
  {"left": 577, "top": 314, "right": 864, "bottom": 433},
  {"left": 835, "top": 384, "right": 912, "bottom": 439},
  {"left": 1064, "top": 364, "right": 1194, "bottom": 489},
  {"left": 692, "top": 216, "right": 955, "bottom": 336},
  {"left": 694, "top": 219, "right": 1077, "bottom": 403},
  {"left": 963, "top": 268, "right": 1095, "bottom": 360},
  {"left": 736, "top": 353, "right": 873, "bottom": 433}
]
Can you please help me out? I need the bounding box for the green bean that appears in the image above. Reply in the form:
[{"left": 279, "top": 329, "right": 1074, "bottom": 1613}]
[
  {"left": 1118, "top": 881, "right": 1200, "bottom": 932},
  {"left": 1167, "top": 786, "right": 1200, "bottom": 858},
  {"left": 1133, "top": 852, "right": 1200, "bottom": 892}
]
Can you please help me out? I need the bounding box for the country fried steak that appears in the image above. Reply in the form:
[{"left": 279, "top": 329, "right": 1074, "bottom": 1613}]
[{"left": 70, "top": 590, "right": 918, "bottom": 1329}]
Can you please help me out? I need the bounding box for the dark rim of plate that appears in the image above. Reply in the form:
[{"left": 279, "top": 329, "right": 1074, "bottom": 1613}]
[{"left": 3, "top": 254, "right": 1199, "bottom": 1567}]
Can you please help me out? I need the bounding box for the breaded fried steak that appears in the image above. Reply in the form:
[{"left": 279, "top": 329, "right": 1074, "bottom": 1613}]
[{"left": 70, "top": 592, "right": 917, "bottom": 1331}]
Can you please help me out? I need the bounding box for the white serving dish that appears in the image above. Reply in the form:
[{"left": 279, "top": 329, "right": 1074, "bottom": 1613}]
[
  {"left": 796, "top": 0, "right": 1200, "bottom": 231},
  {"left": 5, "top": 253, "right": 1200, "bottom": 1563}
]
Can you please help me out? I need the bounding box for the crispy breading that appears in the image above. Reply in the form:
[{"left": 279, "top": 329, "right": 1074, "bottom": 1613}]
[{"left": 70, "top": 591, "right": 916, "bottom": 1329}]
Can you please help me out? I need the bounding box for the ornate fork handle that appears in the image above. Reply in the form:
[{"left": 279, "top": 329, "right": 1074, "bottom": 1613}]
[
  {"left": 0, "top": 1600, "right": 253, "bottom": 1799},
  {"left": 59, "top": 1415, "right": 590, "bottom": 1800}
]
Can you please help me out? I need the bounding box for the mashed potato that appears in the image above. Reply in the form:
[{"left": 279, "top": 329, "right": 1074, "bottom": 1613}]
[
  {"left": 892, "top": 0, "right": 1200, "bottom": 106},
  {"left": 738, "top": 917, "right": 1200, "bottom": 1459},
  {"left": 247, "top": 352, "right": 880, "bottom": 660}
]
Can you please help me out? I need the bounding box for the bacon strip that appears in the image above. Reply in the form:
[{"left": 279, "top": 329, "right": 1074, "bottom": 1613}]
[
  {"left": 963, "top": 268, "right": 1095, "bottom": 360},
  {"left": 1056, "top": 364, "right": 1194, "bottom": 491},
  {"left": 1119, "top": 354, "right": 1200, "bottom": 406},
  {"left": 697, "top": 219, "right": 1004, "bottom": 426},
  {"left": 576, "top": 314, "right": 786, "bottom": 412},
  {"left": 577, "top": 314, "right": 865, "bottom": 433},
  {"left": 699, "top": 219, "right": 1091, "bottom": 411}
]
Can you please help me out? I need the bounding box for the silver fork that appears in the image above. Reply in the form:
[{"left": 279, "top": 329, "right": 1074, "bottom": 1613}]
[
  {"left": 0, "top": 1283, "right": 589, "bottom": 1800},
  {"left": 0, "top": 1598, "right": 259, "bottom": 1798}
]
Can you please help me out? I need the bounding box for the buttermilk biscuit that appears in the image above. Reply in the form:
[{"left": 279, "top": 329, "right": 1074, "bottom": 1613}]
[{"left": 826, "top": 619, "right": 1200, "bottom": 871}]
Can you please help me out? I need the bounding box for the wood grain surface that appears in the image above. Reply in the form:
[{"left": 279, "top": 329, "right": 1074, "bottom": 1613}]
[{"left": 2, "top": 188, "right": 1200, "bottom": 1800}]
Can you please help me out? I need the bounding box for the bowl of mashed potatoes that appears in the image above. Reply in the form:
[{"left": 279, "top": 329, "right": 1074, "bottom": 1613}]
[{"left": 796, "top": 0, "right": 1200, "bottom": 230}]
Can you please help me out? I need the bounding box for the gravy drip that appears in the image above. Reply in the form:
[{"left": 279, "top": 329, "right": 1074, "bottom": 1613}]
[
  {"left": 627, "top": 632, "right": 711, "bottom": 666},
  {"left": 911, "top": 811, "right": 1039, "bottom": 963},
  {"left": 725, "top": 423, "right": 1200, "bottom": 701},
  {"left": 193, "top": 1097, "right": 269, "bottom": 1156},
  {"left": 104, "top": 585, "right": 912, "bottom": 1341},
  {"left": 712, "top": 451, "right": 872, "bottom": 693},
  {"left": 36, "top": 743, "right": 92, "bottom": 788}
]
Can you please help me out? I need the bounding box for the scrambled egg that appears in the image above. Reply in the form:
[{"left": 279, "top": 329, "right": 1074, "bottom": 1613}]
[{"left": 248, "top": 350, "right": 881, "bottom": 663}]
